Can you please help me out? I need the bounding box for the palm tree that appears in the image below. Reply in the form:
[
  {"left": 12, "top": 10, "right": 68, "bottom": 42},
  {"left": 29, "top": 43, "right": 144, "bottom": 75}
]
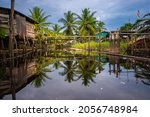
[
  {"left": 133, "top": 12, "right": 150, "bottom": 32},
  {"left": 58, "top": 11, "right": 77, "bottom": 35},
  {"left": 96, "top": 21, "right": 106, "bottom": 33},
  {"left": 29, "top": 6, "right": 51, "bottom": 44},
  {"left": 52, "top": 24, "right": 61, "bottom": 33},
  {"left": 75, "top": 8, "right": 97, "bottom": 36},
  {"left": 29, "top": 6, "right": 50, "bottom": 29}
]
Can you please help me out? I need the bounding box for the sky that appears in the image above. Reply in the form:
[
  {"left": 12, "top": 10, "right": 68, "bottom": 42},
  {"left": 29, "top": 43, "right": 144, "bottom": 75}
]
[{"left": 0, "top": 0, "right": 150, "bottom": 31}]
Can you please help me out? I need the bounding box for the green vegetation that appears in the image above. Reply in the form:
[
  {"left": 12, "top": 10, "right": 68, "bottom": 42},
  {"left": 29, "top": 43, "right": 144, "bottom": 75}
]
[
  {"left": 58, "top": 11, "right": 77, "bottom": 35},
  {"left": 52, "top": 24, "right": 61, "bottom": 33},
  {"left": 29, "top": 6, "right": 51, "bottom": 44},
  {"left": 96, "top": 21, "right": 106, "bottom": 33},
  {"left": 72, "top": 41, "right": 98, "bottom": 50},
  {"left": 0, "top": 27, "right": 6, "bottom": 39},
  {"left": 72, "top": 41, "right": 110, "bottom": 51},
  {"left": 133, "top": 12, "right": 150, "bottom": 32},
  {"left": 120, "top": 23, "right": 133, "bottom": 31},
  {"left": 120, "top": 41, "right": 128, "bottom": 54},
  {"left": 72, "top": 40, "right": 128, "bottom": 54},
  {"left": 75, "top": 8, "right": 97, "bottom": 36}
]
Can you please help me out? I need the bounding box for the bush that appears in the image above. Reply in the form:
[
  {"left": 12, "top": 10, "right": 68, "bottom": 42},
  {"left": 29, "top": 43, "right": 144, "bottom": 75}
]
[
  {"left": 72, "top": 41, "right": 99, "bottom": 50},
  {"left": 0, "top": 28, "right": 6, "bottom": 39}
]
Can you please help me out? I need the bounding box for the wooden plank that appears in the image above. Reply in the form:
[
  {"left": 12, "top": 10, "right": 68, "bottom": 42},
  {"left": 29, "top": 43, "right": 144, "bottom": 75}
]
[
  {"left": 0, "top": 24, "right": 9, "bottom": 28},
  {"left": 0, "top": 14, "right": 9, "bottom": 18}
]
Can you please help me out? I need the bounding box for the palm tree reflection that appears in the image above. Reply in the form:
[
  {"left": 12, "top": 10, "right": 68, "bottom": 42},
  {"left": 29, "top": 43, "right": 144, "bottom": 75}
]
[
  {"left": 59, "top": 60, "right": 78, "bottom": 83},
  {"left": 76, "top": 58, "right": 97, "bottom": 86},
  {"left": 59, "top": 57, "right": 104, "bottom": 86},
  {"left": 32, "top": 56, "right": 53, "bottom": 88},
  {"left": 53, "top": 60, "right": 61, "bottom": 70}
]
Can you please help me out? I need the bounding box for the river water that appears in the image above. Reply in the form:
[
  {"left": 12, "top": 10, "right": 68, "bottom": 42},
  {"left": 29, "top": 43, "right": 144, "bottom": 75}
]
[{"left": 0, "top": 51, "right": 150, "bottom": 100}]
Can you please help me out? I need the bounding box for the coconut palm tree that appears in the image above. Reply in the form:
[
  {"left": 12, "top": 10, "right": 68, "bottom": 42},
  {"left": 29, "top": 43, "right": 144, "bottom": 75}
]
[
  {"left": 58, "top": 11, "right": 77, "bottom": 35},
  {"left": 133, "top": 12, "right": 150, "bottom": 32},
  {"left": 29, "top": 6, "right": 51, "bottom": 44},
  {"left": 75, "top": 8, "right": 97, "bottom": 36},
  {"left": 29, "top": 6, "right": 51, "bottom": 29},
  {"left": 96, "top": 21, "right": 106, "bottom": 33},
  {"left": 52, "top": 24, "right": 61, "bottom": 33}
]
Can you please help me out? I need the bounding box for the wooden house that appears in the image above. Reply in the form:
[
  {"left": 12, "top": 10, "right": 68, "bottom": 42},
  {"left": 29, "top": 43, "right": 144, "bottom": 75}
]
[{"left": 0, "top": 7, "right": 37, "bottom": 48}]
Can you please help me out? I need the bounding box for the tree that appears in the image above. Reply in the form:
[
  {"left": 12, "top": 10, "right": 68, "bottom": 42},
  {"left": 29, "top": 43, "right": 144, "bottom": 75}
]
[
  {"left": 120, "top": 23, "right": 133, "bottom": 31},
  {"left": 96, "top": 21, "right": 106, "bottom": 33},
  {"left": 75, "top": 8, "right": 97, "bottom": 36},
  {"left": 52, "top": 24, "right": 61, "bottom": 33},
  {"left": 29, "top": 6, "right": 51, "bottom": 44},
  {"left": 133, "top": 12, "right": 150, "bottom": 32},
  {"left": 58, "top": 11, "right": 77, "bottom": 35}
]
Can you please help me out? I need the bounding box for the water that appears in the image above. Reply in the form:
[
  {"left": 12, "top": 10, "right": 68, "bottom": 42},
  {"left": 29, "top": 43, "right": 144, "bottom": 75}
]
[{"left": 0, "top": 51, "right": 150, "bottom": 100}]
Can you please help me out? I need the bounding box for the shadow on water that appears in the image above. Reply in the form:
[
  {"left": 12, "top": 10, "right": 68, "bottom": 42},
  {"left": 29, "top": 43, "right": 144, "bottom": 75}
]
[{"left": 0, "top": 50, "right": 150, "bottom": 99}]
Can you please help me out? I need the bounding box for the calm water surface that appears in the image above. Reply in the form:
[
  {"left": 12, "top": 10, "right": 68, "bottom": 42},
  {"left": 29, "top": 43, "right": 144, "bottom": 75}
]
[{"left": 0, "top": 51, "right": 150, "bottom": 100}]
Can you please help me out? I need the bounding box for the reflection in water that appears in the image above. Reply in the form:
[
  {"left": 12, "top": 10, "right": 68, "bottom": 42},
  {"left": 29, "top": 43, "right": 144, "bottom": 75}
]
[
  {"left": 0, "top": 57, "right": 36, "bottom": 99},
  {"left": 59, "top": 61, "right": 78, "bottom": 83},
  {"left": 76, "top": 58, "right": 97, "bottom": 86},
  {"left": 31, "top": 56, "right": 53, "bottom": 88},
  {"left": 108, "top": 55, "right": 121, "bottom": 78},
  {"left": 0, "top": 51, "right": 150, "bottom": 99}
]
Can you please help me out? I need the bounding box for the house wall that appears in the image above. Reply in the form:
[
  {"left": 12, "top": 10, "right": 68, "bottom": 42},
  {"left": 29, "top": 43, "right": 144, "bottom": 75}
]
[{"left": 0, "top": 9, "right": 35, "bottom": 39}]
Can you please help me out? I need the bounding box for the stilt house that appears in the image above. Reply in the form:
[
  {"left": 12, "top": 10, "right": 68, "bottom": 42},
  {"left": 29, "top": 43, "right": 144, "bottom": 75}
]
[{"left": 0, "top": 7, "right": 37, "bottom": 48}]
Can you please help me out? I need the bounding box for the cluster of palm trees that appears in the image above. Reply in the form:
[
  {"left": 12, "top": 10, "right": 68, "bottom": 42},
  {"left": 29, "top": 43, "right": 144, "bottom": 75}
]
[
  {"left": 29, "top": 7, "right": 105, "bottom": 38},
  {"left": 59, "top": 8, "right": 106, "bottom": 36}
]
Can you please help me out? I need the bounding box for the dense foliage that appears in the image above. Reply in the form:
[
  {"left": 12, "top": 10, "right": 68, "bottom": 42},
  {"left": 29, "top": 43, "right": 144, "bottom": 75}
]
[{"left": 133, "top": 13, "right": 150, "bottom": 32}]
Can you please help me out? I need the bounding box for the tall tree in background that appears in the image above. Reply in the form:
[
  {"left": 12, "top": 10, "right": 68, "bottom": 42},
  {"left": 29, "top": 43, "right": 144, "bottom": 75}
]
[
  {"left": 52, "top": 24, "right": 61, "bottom": 33},
  {"left": 120, "top": 23, "right": 133, "bottom": 31},
  {"left": 75, "top": 8, "right": 97, "bottom": 36},
  {"left": 96, "top": 21, "right": 106, "bottom": 33},
  {"left": 133, "top": 12, "right": 150, "bottom": 32},
  {"left": 58, "top": 11, "right": 77, "bottom": 35},
  {"left": 29, "top": 6, "right": 51, "bottom": 44}
]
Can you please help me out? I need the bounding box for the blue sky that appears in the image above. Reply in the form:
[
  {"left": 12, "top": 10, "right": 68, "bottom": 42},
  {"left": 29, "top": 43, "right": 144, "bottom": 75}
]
[{"left": 0, "top": 0, "right": 150, "bottom": 31}]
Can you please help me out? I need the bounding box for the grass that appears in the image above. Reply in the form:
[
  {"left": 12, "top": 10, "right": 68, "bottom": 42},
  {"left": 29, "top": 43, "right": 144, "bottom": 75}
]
[
  {"left": 120, "top": 41, "right": 128, "bottom": 54},
  {"left": 72, "top": 41, "right": 99, "bottom": 50},
  {"left": 72, "top": 40, "right": 128, "bottom": 54}
]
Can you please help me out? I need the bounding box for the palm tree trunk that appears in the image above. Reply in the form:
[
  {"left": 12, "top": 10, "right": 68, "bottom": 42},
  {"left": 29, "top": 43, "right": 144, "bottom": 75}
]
[
  {"left": 9, "top": 0, "right": 16, "bottom": 100},
  {"left": 9, "top": 0, "right": 15, "bottom": 55}
]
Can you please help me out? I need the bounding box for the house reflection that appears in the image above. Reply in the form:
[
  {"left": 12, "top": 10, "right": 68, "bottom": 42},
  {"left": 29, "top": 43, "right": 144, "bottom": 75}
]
[
  {"left": 0, "top": 59, "right": 36, "bottom": 99},
  {"left": 108, "top": 55, "right": 121, "bottom": 78}
]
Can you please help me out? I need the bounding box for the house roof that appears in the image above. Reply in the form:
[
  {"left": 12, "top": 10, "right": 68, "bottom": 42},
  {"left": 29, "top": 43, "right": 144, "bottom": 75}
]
[
  {"left": 0, "top": 7, "right": 37, "bottom": 24},
  {"left": 96, "top": 31, "right": 109, "bottom": 38}
]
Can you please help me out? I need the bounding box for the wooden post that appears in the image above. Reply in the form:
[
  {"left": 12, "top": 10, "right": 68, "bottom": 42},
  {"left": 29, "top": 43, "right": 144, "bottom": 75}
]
[{"left": 88, "top": 37, "right": 90, "bottom": 55}]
